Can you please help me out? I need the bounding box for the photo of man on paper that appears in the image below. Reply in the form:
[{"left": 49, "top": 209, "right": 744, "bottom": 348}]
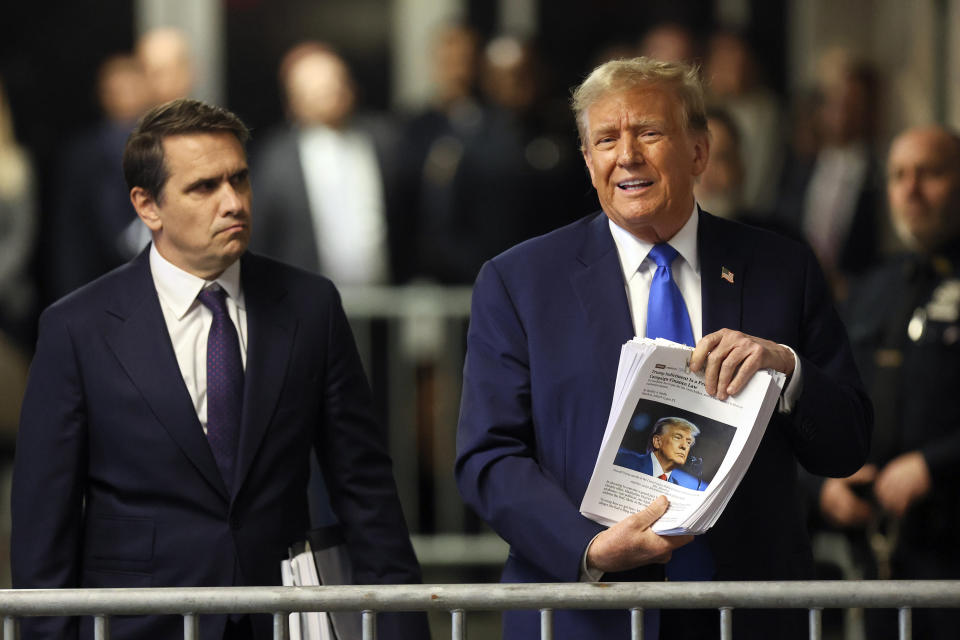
[
  {"left": 615, "top": 416, "right": 706, "bottom": 490},
  {"left": 614, "top": 408, "right": 736, "bottom": 491}
]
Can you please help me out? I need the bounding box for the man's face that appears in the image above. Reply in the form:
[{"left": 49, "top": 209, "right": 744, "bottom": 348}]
[
  {"left": 286, "top": 51, "right": 355, "bottom": 128},
  {"left": 652, "top": 423, "right": 695, "bottom": 471},
  {"left": 582, "top": 84, "right": 708, "bottom": 243},
  {"left": 136, "top": 132, "right": 252, "bottom": 278},
  {"left": 887, "top": 128, "right": 960, "bottom": 252}
]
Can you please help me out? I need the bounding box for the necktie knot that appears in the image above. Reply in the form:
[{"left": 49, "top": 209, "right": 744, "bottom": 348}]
[
  {"left": 198, "top": 286, "right": 229, "bottom": 316},
  {"left": 648, "top": 243, "right": 679, "bottom": 269}
]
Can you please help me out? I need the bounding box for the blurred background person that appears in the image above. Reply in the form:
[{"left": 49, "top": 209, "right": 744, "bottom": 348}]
[
  {"left": 135, "top": 26, "right": 196, "bottom": 107},
  {"left": 251, "top": 41, "right": 399, "bottom": 286},
  {"left": 813, "top": 125, "right": 960, "bottom": 639},
  {"left": 776, "top": 51, "right": 884, "bottom": 300},
  {"left": 398, "top": 23, "right": 491, "bottom": 284},
  {"left": 696, "top": 108, "right": 799, "bottom": 242},
  {"left": 637, "top": 21, "right": 699, "bottom": 64},
  {"left": 0, "top": 76, "right": 34, "bottom": 588},
  {"left": 46, "top": 54, "right": 151, "bottom": 299},
  {"left": 471, "top": 35, "right": 586, "bottom": 243},
  {"left": 704, "top": 28, "right": 783, "bottom": 213}
]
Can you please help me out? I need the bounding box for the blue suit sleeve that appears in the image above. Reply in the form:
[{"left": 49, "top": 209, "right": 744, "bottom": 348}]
[
  {"left": 455, "top": 261, "right": 605, "bottom": 583},
  {"left": 786, "top": 248, "right": 873, "bottom": 477}
]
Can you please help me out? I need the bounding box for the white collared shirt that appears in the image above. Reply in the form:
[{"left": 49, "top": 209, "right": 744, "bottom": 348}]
[
  {"left": 608, "top": 205, "right": 702, "bottom": 341},
  {"left": 149, "top": 245, "right": 248, "bottom": 433},
  {"left": 298, "top": 124, "right": 389, "bottom": 285},
  {"left": 649, "top": 452, "right": 669, "bottom": 480},
  {"left": 606, "top": 204, "right": 802, "bottom": 412}
]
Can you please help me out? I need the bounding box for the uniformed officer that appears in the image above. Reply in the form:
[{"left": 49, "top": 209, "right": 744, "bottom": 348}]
[{"left": 816, "top": 125, "right": 960, "bottom": 639}]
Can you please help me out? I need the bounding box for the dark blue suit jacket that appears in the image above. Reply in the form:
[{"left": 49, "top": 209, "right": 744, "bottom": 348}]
[
  {"left": 455, "top": 211, "right": 872, "bottom": 640},
  {"left": 12, "top": 249, "right": 428, "bottom": 640},
  {"left": 613, "top": 449, "right": 705, "bottom": 490}
]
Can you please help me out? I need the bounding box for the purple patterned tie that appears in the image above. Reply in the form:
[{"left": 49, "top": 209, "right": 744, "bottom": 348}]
[{"left": 198, "top": 287, "right": 243, "bottom": 491}]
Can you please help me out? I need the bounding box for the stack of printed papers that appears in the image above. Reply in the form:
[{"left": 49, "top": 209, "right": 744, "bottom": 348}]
[{"left": 580, "top": 337, "right": 784, "bottom": 535}]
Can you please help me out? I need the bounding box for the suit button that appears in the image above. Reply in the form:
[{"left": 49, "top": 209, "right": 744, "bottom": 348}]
[{"left": 229, "top": 514, "right": 241, "bottom": 530}]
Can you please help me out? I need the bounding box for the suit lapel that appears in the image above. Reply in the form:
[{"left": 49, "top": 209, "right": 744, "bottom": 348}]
[
  {"left": 570, "top": 214, "right": 635, "bottom": 388},
  {"left": 104, "top": 250, "right": 229, "bottom": 500},
  {"left": 698, "top": 211, "right": 744, "bottom": 334},
  {"left": 233, "top": 253, "right": 297, "bottom": 499}
]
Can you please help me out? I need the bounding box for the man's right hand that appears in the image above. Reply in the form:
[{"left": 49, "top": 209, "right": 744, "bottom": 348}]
[
  {"left": 819, "top": 464, "right": 877, "bottom": 527},
  {"left": 586, "top": 495, "right": 693, "bottom": 574}
]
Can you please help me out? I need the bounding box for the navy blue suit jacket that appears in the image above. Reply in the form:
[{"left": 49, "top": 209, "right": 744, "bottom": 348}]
[
  {"left": 455, "top": 211, "right": 872, "bottom": 640},
  {"left": 12, "top": 249, "right": 428, "bottom": 640},
  {"left": 613, "top": 449, "right": 705, "bottom": 490}
]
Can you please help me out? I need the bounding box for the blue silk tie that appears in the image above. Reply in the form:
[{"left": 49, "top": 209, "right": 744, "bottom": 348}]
[
  {"left": 645, "top": 243, "right": 694, "bottom": 347},
  {"left": 198, "top": 287, "right": 243, "bottom": 492},
  {"left": 644, "top": 243, "right": 714, "bottom": 581}
]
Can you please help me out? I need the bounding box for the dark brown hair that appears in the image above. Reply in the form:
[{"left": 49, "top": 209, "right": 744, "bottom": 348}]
[{"left": 122, "top": 98, "right": 250, "bottom": 202}]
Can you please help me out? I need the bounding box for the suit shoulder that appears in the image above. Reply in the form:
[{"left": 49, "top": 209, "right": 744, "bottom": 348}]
[
  {"left": 488, "top": 214, "right": 597, "bottom": 272},
  {"left": 241, "top": 252, "right": 341, "bottom": 304},
  {"left": 41, "top": 257, "right": 144, "bottom": 321}
]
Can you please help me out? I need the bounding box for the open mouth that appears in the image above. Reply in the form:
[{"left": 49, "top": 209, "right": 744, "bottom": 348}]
[{"left": 617, "top": 178, "right": 653, "bottom": 191}]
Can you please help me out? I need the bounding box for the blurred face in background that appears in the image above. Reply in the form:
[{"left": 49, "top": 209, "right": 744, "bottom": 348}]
[
  {"left": 137, "top": 28, "right": 195, "bottom": 106},
  {"left": 98, "top": 55, "right": 151, "bottom": 123},
  {"left": 694, "top": 115, "right": 745, "bottom": 218},
  {"left": 432, "top": 25, "right": 480, "bottom": 105},
  {"left": 285, "top": 50, "right": 355, "bottom": 129},
  {"left": 887, "top": 127, "right": 960, "bottom": 253}
]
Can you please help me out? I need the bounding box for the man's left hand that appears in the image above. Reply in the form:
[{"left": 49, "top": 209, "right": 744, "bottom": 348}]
[
  {"left": 874, "top": 451, "right": 931, "bottom": 518},
  {"left": 689, "top": 329, "right": 795, "bottom": 401}
]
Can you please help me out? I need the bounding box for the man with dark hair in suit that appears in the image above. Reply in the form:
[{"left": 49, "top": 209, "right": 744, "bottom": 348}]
[
  {"left": 12, "top": 98, "right": 429, "bottom": 640},
  {"left": 455, "top": 57, "right": 871, "bottom": 640}
]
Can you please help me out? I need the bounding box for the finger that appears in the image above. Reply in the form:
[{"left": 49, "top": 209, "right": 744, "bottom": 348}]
[
  {"left": 690, "top": 331, "right": 723, "bottom": 373},
  {"left": 715, "top": 345, "right": 750, "bottom": 399},
  {"left": 632, "top": 495, "right": 670, "bottom": 529},
  {"left": 667, "top": 534, "right": 694, "bottom": 549},
  {"left": 723, "top": 347, "right": 762, "bottom": 398},
  {"left": 703, "top": 337, "right": 737, "bottom": 396}
]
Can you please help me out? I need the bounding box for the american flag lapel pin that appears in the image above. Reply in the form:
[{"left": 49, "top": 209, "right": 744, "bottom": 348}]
[{"left": 721, "top": 266, "right": 735, "bottom": 284}]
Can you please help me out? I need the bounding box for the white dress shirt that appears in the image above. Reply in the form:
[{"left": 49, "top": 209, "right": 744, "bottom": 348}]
[
  {"left": 298, "top": 124, "right": 389, "bottom": 285},
  {"left": 149, "top": 245, "right": 247, "bottom": 434}
]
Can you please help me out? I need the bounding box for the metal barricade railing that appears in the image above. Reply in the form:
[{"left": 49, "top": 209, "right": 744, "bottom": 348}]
[
  {"left": 338, "top": 285, "right": 473, "bottom": 540},
  {"left": 2, "top": 581, "right": 959, "bottom": 640}
]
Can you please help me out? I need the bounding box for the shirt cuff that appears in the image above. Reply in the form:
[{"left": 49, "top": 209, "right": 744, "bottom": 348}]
[
  {"left": 777, "top": 345, "right": 802, "bottom": 414},
  {"left": 579, "top": 533, "right": 605, "bottom": 582}
]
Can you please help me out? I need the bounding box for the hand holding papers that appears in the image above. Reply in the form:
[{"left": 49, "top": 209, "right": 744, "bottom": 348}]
[{"left": 580, "top": 338, "right": 785, "bottom": 535}]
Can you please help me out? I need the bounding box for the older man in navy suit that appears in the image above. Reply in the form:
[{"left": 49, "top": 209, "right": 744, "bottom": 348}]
[
  {"left": 11, "top": 99, "right": 429, "bottom": 640},
  {"left": 455, "top": 57, "right": 872, "bottom": 640}
]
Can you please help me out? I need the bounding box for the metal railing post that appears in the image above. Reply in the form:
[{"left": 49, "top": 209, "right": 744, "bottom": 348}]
[
  {"left": 719, "top": 607, "right": 732, "bottom": 640},
  {"left": 808, "top": 607, "right": 822, "bottom": 640},
  {"left": 273, "top": 612, "right": 289, "bottom": 640},
  {"left": 540, "top": 608, "right": 553, "bottom": 640},
  {"left": 899, "top": 607, "right": 912, "bottom": 640},
  {"left": 450, "top": 608, "right": 466, "bottom": 640},
  {"left": 183, "top": 613, "right": 198, "bottom": 640},
  {"left": 362, "top": 610, "right": 376, "bottom": 640},
  {"left": 3, "top": 616, "right": 16, "bottom": 640},
  {"left": 93, "top": 614, "right": 110, "bottom": 640},
  {"left": 630, "top": 607, "right": 644, "bottom": 640}
]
